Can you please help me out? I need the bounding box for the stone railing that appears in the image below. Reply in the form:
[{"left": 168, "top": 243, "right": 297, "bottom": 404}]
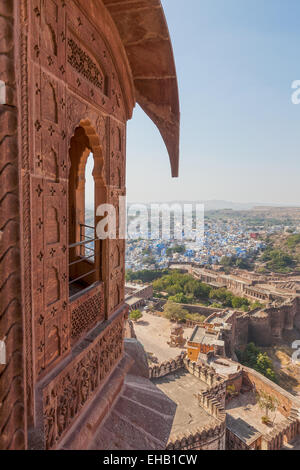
[{"left": 148, "top": 354, "right": 185, "bottom": 379}]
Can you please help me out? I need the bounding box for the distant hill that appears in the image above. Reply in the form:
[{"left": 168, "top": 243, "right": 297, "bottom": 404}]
[{"left": 127, "top": 200, "right": 300, "bottom": 211}]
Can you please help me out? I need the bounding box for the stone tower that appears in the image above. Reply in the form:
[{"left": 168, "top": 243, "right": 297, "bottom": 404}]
[{"left": 0, "top": 0, "right": 179, "bottom": 450}]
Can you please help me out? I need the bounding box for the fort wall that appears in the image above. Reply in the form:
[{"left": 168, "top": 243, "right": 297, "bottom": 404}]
[
  {"left": 241, "top": 366, "right": 300, "bottom": 450},
  {"left": 166, "top": 421, "right": 226, "bottom": 451},
  {"left": 148, "top": 355, "right": 185, "bottom": 379},
  {"left": 248, "top": 314, "right": 272, "bottom": 346},
  {"left": 242, "top": 367, "right": 299, "bottom": 417},
  {"left": 226, "top": 297, "right": 300, "bottom": 349},
  {"left": 232, "top": 314, "right": 249, "bottom": 350},
  {"left": 149, "top": 356, "right": 227, "bottom": 450},
  {"left": 149, "top": 355, "right": 300, "bottom": 450}
]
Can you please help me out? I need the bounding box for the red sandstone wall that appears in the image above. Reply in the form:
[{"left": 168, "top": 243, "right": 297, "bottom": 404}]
[
  {"left": 14, "top": 0, "right": 133, "bottom": 449},
  {"left": 242, "top": 367, "right": 296, "bottom": 417},
  {"left": 0, "top": 0, "right": 26, "bottom": 450}
]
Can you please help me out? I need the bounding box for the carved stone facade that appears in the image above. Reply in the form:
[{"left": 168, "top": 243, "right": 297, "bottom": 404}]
[
  {"left": 43, "top": 315, "right": 124, "bottom": 450},
  {"left": 24, "top": 0, "right": 128, "bottom": 383},
  {"left": 70, "top": 283, "right": 105, "bottom": 344},
  {"left": 0, "top": 0, "right": 180, "bottom": 450},
  {"left": 0, "top": 0, "right": 26, "bottom": 450},
  {"left": 17, "top": 0, "right": 130, "bottom": 447}
]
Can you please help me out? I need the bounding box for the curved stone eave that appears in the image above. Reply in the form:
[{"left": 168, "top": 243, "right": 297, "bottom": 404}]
[
  {"left": 103, "top": 0, "right": 180, "bottom": 177},
  {"left": 136, "top": 87, "right": 180, "bottom": 178}
]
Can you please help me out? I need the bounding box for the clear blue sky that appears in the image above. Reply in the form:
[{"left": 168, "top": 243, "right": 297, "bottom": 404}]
[{"left": 126, "top": 0, "right": 300, "bottom": 204}]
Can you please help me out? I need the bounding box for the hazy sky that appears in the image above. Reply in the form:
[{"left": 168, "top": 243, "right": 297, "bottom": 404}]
[{"left": 125, "top": 0, "right": 300, "bottom": 204}]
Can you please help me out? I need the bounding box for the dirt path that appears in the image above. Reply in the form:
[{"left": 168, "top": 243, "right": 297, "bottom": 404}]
[{"left": 133, "top": 312, "right": 194, "bottom": 363}]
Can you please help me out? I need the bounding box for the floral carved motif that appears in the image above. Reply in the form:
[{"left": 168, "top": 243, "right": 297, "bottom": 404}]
[{"left": 43, "top": 314, "right": 124, "bottom": 449}]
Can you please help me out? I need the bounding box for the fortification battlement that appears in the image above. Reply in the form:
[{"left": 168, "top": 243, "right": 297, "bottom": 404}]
[
  {"left": 149, "top": 352, "right": 300, "bottom": 450},
  {"left": 248, "top": 315, "right": 270, "bottom": 323},
  {"left": 165, "top": 359, "right": 226, "bottom": 450},
  {"left": 148, "top": 354, "right": 185, "bottom": 379},
  {"left": 261, "top": 409, "right": 300, "bottom": 450},
  {"left": 184, "top": 358, "right": 225, "bottom": 388},
  {"left": 198, "top": 384, "right": 226, "bottom": 415},
  {"left": 166, "top": 421, "right": 226, "bottom": 451}
]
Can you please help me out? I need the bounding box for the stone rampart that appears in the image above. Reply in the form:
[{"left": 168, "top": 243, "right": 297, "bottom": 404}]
[
  {"left": 166, "top": 420, "right": 226, "bottom": 451},
  {"left": 148, "top": 355, "right": 185, "bottom": 379},
  {"left": 150, "top": 356, "right": 226, "bottom": 450}
]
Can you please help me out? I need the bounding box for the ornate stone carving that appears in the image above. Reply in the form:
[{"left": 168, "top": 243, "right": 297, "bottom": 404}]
[
  {"left": 0, "top": 0, "right": 25, "bottom": 449},
  {"left": 8, "top": 0, "right": 129, "bottom": 449},
  {"left": 70, "top": 283, "right": 105, "bottom": 344},
  {"left": 109, "top": 120, "right": 125, "bottom": 188},
  {"left": 67, "top": 38, "right": 105, "bottom": 92},
  {"left": 43, "top": 314, "right": 124, "bottom": 450}
]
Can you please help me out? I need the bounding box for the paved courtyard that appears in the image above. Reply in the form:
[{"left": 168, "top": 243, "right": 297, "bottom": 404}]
[
  {"left": 226, "top": 390, "right": 286, "bottom": 446},
  {"left": 133, "top": 312, "right": 194, "bottom": 362},
  {"left": 153, "top": 369, "right": 217, "bottom": 440}
]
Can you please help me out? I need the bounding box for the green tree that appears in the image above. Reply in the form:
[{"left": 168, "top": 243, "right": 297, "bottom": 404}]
[
  {"left": 236, "top": 343, "right": 277, "bottom": 383},
  {"left": 209, "top": 288, "right": 233, "bottom": 307},
  {"left": 126, "top": 269, "right": 169, "bottom": 283},
  {"left": 163, "top": 301, "right": 187, "bottom": 322},
  {"left": 236, "top": 257, "right": 252, "bottom": 270},
  {"left": 210, "top": 302, "right": 223, "bottom": 308},
  {"left": 220, "top": 256, "right": 235, "bottom": 267},
  {"left": 186, "top": 313, "right": 206, "bottom": 323},
  {"left": 168, "top": 293, "right": 190, "bottom": 304},
  {"left": 153, "top": 272, "right": 211, "bottom": 303},
  {"left": 130, "top": 310, "right": 143, "bottom": 322},
  {"left": 261, "top": 249, "right": 294, "bottom": 273},
  {"left": 232, "top": 296, "right": 250, "bottom": 309},
  {"left": 257, "top": 390, "right": 278, "bottom": 420},
  {"left": 286, "top": 234, "right": 300, "bottom": 249},
  {"left": 250, "top": 301, "right": 264, "bottom": 310}
]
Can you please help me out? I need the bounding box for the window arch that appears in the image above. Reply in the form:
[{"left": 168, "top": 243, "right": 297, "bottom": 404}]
[{"left": 68, "top": 124, "right": 106, "bottom": 299}]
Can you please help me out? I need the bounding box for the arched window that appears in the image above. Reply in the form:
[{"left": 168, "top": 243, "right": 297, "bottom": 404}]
[
  {"left": 68, "top": 126, "right": 105, "bottom": 299},
  {"left": 84, "top": 153, "right": 95, "bottom": 262}
]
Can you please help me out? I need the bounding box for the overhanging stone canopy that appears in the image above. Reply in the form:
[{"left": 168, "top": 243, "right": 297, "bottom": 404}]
[{"left": 103, "top": 0, "right": 180, "bottom": 177}]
